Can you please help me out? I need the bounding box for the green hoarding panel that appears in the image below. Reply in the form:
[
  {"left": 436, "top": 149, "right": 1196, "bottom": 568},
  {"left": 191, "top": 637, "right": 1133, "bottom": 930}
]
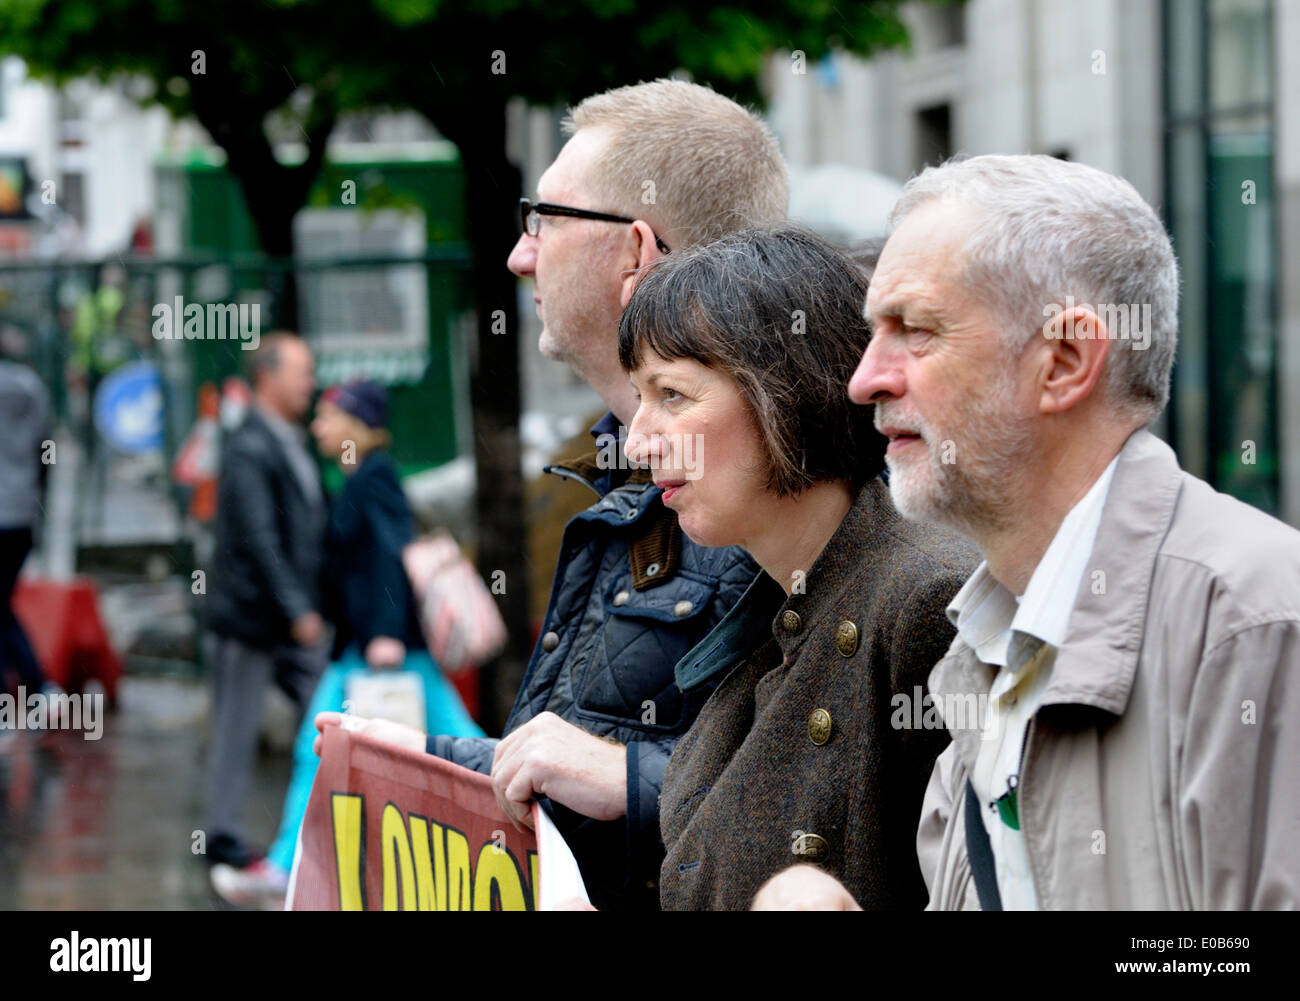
[{"left": 164, "top": 149, "right": 470, "bottom": 475}]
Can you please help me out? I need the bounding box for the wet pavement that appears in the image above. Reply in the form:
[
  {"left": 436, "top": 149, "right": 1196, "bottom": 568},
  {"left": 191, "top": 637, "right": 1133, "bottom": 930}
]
[{"left": 0, "top": 676, "right": 292, "bottom": 910}]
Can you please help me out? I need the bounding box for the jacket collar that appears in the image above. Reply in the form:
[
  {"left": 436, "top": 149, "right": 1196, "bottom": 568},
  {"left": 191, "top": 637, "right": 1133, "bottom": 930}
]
[
  {"left": 544, "top": 411, "right": 653, "bottom": 498},
  {"left": 545, "top": 412, "right": 674, "bottom": 590},
  {"left": 244, "top": 406, "right": 316, "bottom": 503},
  {"left": 1045, "top": 429, "right": 1183, "bottom": 714},
  {"left": 675, "top": 569, "right": 784, "bottom": 691},
  {"left": 929, "top": 429, "right": 1185, "bottom": 764}
]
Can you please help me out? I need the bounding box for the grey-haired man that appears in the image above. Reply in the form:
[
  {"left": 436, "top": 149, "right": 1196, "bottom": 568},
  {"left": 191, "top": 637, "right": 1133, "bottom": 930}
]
[{"left": 756, "top": 153, "right": 1300, "bottom": 910}]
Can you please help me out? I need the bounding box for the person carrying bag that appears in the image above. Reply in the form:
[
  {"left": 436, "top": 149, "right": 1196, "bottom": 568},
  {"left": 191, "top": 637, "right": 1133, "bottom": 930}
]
[{"left": 210, "top": 379, "right": 483, "bottom": 909}]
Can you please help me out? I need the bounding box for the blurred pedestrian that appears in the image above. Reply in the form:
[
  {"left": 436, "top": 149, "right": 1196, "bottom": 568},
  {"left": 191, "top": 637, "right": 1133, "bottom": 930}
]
[
  {"left": 212, "top": 380, "right": 483, "bottom": 907},
  {"left": 0, "top": 356, "right": 51, "bottom": 695},
  {"left": 204, "top": 332, "right": 328, "bottom": 886}
]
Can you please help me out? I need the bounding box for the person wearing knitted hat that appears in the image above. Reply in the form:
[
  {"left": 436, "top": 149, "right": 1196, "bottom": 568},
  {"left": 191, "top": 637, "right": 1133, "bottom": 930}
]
[
  {"left": 311, "top": 380, "right": 410, "bottom": 666},
  {"left": 210, "top": 378, "right": 484, "bottom": 908}
]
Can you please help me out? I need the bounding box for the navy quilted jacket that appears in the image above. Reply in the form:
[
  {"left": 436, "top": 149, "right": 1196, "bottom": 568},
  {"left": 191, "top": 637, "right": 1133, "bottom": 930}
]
[{"left": 428, "top": 413, "right": 758, "bottom": 910}]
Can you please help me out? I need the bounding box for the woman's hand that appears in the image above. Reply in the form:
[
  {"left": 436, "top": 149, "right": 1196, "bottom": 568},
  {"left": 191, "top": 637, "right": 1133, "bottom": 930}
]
[
  {"left": 313, "top": 711, "right": 426, "bottom": 757},
  {"left": 364, "top": 636, "right": 406, "bottom": 669}
]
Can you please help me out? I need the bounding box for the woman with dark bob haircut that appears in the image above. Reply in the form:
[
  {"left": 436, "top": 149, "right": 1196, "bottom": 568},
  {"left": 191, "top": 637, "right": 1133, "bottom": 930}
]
[{"left": 618, "top": 226, "right": 978, "bottom": 910}]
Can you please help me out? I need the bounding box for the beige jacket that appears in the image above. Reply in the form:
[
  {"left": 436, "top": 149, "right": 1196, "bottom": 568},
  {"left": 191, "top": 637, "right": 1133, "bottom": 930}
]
[{"left": 917, "top": 430, "right": 1300, "bottom": 909}]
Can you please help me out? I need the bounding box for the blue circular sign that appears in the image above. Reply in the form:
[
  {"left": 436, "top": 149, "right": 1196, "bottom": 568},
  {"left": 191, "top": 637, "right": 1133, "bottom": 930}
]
[{"left": 94, "top": 361, "right": 164, "bottom": 454}]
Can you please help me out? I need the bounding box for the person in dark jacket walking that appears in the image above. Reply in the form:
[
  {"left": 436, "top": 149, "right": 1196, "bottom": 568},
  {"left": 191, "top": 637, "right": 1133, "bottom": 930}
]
[
  {"left": 205, "top": 333, "right": 328, "bottom": 878},
  {"left": 213, "top": 380, "right": 482, "bottom": 907},
  {"left": 618, "top": 228, "right": 979, "bottom": 910},
  {"left": 314, "top": 79, "right": 788, "bottom": 910},
  {"left": 312, "top": 380, "right": 428, "bottom": 664}
]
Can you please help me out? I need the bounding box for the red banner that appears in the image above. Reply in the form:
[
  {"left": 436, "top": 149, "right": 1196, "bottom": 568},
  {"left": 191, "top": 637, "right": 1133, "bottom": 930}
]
[{"left": 289, "top": 724, "right": 543, "bottom": 911}]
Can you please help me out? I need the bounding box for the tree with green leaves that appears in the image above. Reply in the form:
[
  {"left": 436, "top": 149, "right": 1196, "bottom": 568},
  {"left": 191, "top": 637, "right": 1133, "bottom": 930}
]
[
  {"left": 0, "top": 1, "right": 381, "bottom": 324},
  {"left": 0, "top": 0, "right": 919, "bottom": 731}
]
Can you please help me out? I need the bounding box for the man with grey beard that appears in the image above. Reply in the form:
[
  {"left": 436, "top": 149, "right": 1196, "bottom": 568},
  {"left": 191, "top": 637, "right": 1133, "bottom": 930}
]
[{"left": 753, "top": 153, "right": 1299, "bottom": 911}]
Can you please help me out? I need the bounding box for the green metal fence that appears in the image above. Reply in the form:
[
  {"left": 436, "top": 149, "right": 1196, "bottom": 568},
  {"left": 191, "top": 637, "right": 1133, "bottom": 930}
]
[{"left": 0, "top": 248, "right": 473, "bottom": 547}]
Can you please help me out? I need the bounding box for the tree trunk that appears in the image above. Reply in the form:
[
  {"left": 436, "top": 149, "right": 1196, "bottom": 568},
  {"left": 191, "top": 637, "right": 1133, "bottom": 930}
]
[
  {"left": 435, "top": 100, "right": 532, "bottom": 736},
  {"left": 187, "top": 75, "right": 334, "bottom": 333},
  {"left": 238, "top": 189, "right": 300, "bottom": 332}
]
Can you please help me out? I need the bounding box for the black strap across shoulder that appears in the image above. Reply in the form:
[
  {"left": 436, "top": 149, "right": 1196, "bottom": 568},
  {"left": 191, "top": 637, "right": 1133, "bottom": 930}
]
[{"left": 964, "top": 778, "right": 1003, "bottom": 911}]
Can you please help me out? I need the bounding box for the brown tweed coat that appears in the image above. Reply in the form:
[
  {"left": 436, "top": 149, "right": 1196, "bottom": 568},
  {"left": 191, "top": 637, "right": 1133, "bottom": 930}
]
[{"left": 659, "top": 476, "right": 979, "bottom": 910}]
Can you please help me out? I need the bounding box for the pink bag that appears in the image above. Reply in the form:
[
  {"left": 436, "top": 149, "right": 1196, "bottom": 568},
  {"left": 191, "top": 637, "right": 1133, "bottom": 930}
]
[{"left": 402, "top": 530, "right": 507, "bottom": 673}]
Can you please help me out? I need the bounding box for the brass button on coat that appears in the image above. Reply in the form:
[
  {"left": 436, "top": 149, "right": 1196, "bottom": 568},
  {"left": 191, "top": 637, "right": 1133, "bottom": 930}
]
[
  {"left": 792, "top": 832, "right": 829, "bottom": 860},
  {"left": 781, "top": 609, "right": 802, "bottom": 634},
  {"left": 808, "top": 708, "right": 832, "bottom": 745},
  {"left": 835, "top": 620, "right": 859, "bottom": 657},
  {"left": 541, "top": 631, "right": 560, "bottom": 652},
  {"left": 673, "top": 600, "right": 694, "bottom": 618}
]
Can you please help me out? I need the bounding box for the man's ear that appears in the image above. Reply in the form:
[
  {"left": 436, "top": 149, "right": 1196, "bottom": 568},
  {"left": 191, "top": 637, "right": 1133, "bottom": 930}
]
[
  {"left": 619, "top": 220, "right": 665, "bottom": 309},
  {"left": 1037, "top": 306, "right": 1110, "bottom": 416}
]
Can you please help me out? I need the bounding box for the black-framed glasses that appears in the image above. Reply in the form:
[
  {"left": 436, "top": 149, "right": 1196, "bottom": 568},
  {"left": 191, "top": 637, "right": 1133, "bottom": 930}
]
[{"left": 519, "top": 198, "right": 670, "bottom": 254}]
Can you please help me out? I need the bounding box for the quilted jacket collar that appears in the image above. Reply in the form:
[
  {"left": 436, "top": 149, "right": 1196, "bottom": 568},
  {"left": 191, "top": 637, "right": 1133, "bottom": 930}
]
[
  {"left": 544, "top": 412, "right": 676, "bottom": 591},
  {"left": 544, "top": 411, "right": 654, "bottom": 497}
]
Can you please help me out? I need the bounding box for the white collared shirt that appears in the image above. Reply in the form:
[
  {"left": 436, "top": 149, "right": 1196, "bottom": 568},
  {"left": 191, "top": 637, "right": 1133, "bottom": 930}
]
[{"left": 944, "top": 456, "right": 1119, "bottom": 909}]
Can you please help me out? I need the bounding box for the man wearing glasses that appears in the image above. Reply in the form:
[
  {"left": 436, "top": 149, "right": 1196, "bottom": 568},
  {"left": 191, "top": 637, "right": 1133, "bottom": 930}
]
[
  {"left": 326, "top": 78, "right": 788, "bottom": 909},
  {"left": 520, "top": 200, "right": 673, "bottom": 256}
]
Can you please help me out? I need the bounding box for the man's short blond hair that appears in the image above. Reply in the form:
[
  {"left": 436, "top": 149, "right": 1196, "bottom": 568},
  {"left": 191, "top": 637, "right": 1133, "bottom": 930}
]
[{"left": 563, "top": 79, "right": 788, "bottom": 250}]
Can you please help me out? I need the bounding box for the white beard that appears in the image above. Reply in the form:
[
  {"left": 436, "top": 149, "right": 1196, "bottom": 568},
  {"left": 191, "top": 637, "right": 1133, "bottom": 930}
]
[{"left": 878, "top": 380, "right": 1036, "bottom": 538}]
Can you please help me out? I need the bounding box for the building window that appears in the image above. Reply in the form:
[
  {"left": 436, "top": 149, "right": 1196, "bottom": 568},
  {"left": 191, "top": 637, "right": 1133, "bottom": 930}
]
[
  {"left": 914, "top": 2, "right": 966, "bottom": 50},
  {"left": 915, "top": 103, "right": 953, "bottom": 173},
  {"left": 1163, "top": 0, "right": 1277, "bottom": 513},
  {"left": 59, "top": 171, "right": 85, "bottom": 226}
]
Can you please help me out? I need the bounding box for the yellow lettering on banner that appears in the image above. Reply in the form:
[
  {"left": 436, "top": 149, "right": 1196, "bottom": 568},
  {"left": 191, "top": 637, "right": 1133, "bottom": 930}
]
[
  {"left": 528, "top": 851, "right": 540, "bottom": 910},
  {"left": 445, "top": 826, "right": 472, "bottom": 912},
  {"left": 408, "top": 815, "right": 446, "bottom": 911},
  {"left": 431, "top": 821, "right": 449, "bottom": 910},
  {"left": 331, "top": 793, "right": 365, "bottom": 910},
  {"left": 473, "top": 844, "right": 529, "bottom": 911},
  {"left": 381, "top": 803, "right": 418, "bottom": 910}
]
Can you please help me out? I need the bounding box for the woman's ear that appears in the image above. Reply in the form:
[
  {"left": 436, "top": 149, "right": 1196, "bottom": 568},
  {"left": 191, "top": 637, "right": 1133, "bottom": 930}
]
[{"left": 620, "top": 220, "right": 665, "bottom": 309}]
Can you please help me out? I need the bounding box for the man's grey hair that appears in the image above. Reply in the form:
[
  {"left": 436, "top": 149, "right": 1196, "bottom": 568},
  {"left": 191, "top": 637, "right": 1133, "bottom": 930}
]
[{"left": 890, "top": 154, "right": 1180, "bottom": 423}]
